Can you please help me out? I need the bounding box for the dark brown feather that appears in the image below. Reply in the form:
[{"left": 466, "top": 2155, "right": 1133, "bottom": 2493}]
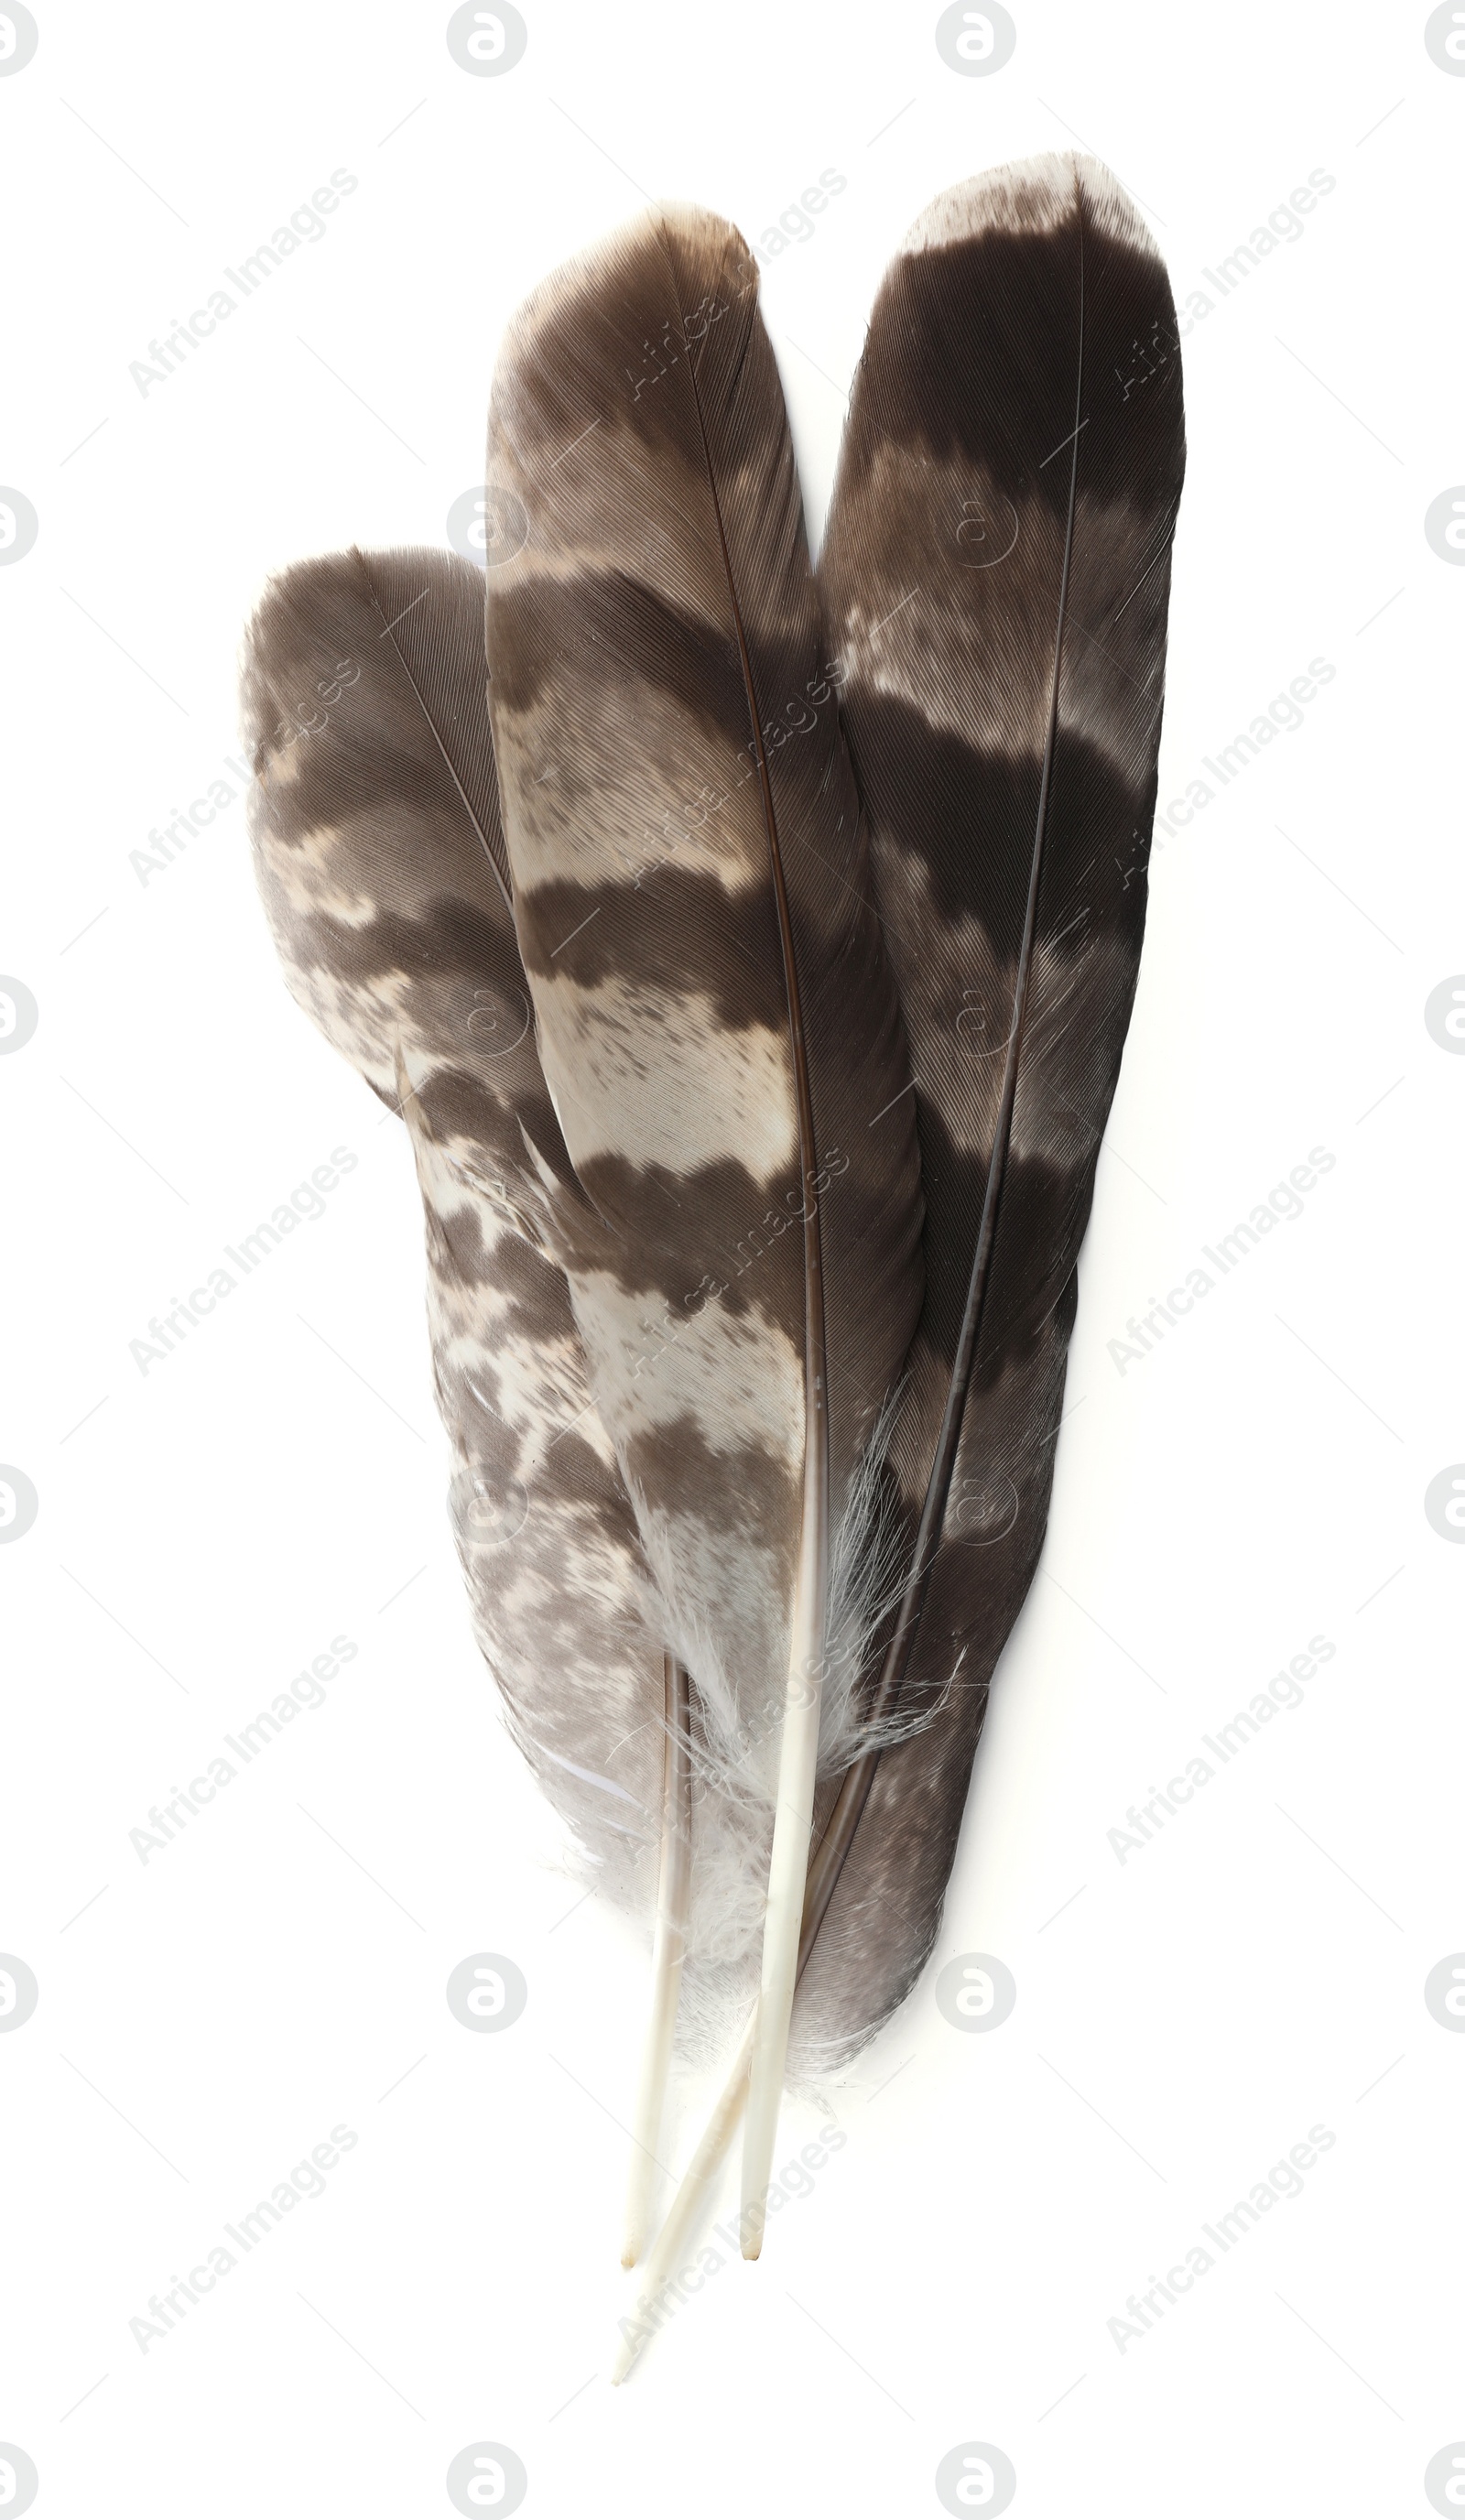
[{"left": 801, "top": 152, "right": 1187, "bottom": 2060}]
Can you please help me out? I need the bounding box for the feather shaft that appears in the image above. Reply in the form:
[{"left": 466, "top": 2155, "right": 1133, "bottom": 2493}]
[
  {"left": 841, "top": 202, "right": 1084, "bottom": 1706},
  {"left": 622, "top": 1653, "right": 693, "bottom": 2265},
  {"left": 679, "top": 332, "right": 833, "bottom": 2263},
  {"left": 351, "top": 548, "right": 515, "bottom": 910},
  {"left": 619, "top": 1722, "right": 897, "bottom": 2343},
  {"left": 613, "top": 2019, "right": 754, "bottom": 2383}
]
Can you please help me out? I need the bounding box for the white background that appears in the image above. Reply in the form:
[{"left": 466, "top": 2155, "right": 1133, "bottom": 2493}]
[{"left": 3, "top": 4, "right": 1462, "bottom": 2515}]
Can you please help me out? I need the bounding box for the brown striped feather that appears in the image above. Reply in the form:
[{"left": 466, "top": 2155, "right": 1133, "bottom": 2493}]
[
  {"left": 239, "top": 547, "right": 671, "bottom": 1896},
  {"left": 805, "top": 152, "right": 1187, "bottom": 2058},
  {"left": 482, "top": 206, "right": 926, "bottom": 2206}
]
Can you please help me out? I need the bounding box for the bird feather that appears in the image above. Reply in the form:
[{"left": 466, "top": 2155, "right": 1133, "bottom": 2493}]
[
  {"left": 239, "top": 546, "right": 678, "bottom": 1930},
  {"left": 800, "top": 148, "right": 1187, "bottom": 2057},
  {"left": 481, "top": 204, "right": 926, "bottom": 2243}
]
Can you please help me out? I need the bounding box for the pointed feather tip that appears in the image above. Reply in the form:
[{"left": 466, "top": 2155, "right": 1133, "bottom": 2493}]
[{"left": 899, "top": 150, "right": 1161, "bottom": 266}]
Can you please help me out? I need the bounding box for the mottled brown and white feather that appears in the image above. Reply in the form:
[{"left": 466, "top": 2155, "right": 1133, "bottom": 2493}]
[
  {"left": 483, "top": 205, "right": 927, "bottom": 2230},
  {"left": 483, "top": 204, "right": 924, "bottom": 1983},
  {"left": 240, "top": 546, "right": 668, "bottom": 1887}
]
